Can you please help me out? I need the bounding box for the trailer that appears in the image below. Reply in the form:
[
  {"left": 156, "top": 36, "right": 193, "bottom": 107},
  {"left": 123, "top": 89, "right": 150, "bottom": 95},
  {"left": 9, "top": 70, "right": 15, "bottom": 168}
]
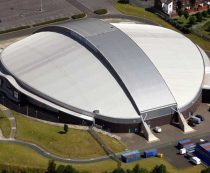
[
  {"left": 144, "top": 149, "right": 158, "bottom": 158},
  {"left": 121, "top": 150, "right": 141, "bottom": 163},
  {"left": 177, "top": 138, "right": 192, "bottom": 149}
]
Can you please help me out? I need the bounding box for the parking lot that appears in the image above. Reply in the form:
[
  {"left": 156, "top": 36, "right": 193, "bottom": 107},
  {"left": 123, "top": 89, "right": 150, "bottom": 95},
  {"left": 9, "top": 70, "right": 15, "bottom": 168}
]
[
  {"left": 0, "top": 0, "right": 119, "bottom": 31},
  {"left": 117, "top": 103, "right": 210, "bottom": 168}
]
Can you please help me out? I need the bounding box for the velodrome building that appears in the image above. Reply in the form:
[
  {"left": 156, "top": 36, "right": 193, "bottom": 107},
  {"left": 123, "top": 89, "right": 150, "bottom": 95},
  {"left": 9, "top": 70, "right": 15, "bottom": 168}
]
[{"left": 0, "top": 18, "right": 209, "bottom": 134}]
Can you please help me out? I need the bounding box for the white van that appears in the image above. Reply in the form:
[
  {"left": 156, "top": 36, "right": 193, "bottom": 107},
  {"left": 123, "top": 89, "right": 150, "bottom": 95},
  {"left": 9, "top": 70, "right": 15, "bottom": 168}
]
[
  {"left": 180, "top": 148, "right": 186, "bottom": 155},
  {"left": 190, "top": 157, "right": 201, "bottom": 165}
]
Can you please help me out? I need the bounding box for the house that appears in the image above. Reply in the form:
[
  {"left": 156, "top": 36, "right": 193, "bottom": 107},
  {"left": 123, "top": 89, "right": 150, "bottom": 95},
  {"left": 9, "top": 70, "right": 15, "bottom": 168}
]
[{"left": 162, "top": 0, "right": 173, "bottom": 14}]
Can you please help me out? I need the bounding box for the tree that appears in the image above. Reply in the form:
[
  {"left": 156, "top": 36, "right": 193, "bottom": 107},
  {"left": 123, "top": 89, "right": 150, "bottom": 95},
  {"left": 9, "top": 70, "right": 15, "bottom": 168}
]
[
  {"left": 196, "top": 12, "right": 202, "bottom": 22},
  {"left": 64, "top": 124, "right": 69, "bottom": 133},
  {"left": 56, "top": 165, "right": 66, "bottom": 173},
  {"left": 201, "top": 167, "right": 210, "bottom": 173},
  {"left": 189, "top": 15, "right": 196, "bottom": 24},
  {"left": 112, "top": 168, "right": 125, "bottom": 173},
  {"left": 63, "top": 165, "right": 78, "bottom": 173},
  {"left": 133, "top": 165, "right": 140, "bottom": 173},
  {"left": 177, "top": 9, "right": 184, "bottom": 16},
  {"left": 202, "top": 10, "right": 208, "bottom": 17},
  {"left": 1, "top": 169, "right": 9, "bottom": 173},
  {"left": 176, "top": 0, "right": 183, "bottom": 11},
  {"left": 139, "top": 168, "right": 149, "bottom": 173},
  {"left": 47, "top": 160, "right": 56, "bottom": 173},
  {"left": 151, "top": 164, "right": 168, "bottom": 173},
  {"left": 183, "top": 10, "right": 189, "bottom": 19},
  {"left": 118, "top": 0, "right": 129, "bottom": 4}
]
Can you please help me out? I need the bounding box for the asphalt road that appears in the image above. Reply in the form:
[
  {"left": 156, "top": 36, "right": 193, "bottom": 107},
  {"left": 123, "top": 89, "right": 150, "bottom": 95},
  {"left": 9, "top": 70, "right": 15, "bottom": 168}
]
[
  {"left": 0, "top": 0, "right": 80, "bottom": 31},
  {"left": 0, "top": 14, "right": 157, "bottom": 41}
]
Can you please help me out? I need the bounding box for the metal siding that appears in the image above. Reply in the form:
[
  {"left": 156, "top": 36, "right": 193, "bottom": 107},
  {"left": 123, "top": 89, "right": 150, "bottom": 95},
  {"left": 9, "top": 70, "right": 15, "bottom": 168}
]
[{"left": 54, "top": 19, "right": 177, "bottom": 116}]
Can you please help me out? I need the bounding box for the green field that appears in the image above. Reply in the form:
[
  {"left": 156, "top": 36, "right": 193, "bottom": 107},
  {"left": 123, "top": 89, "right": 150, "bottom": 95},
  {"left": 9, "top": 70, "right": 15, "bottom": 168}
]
[
  {"left": 0, "top": 109, "right": 11, "bottom": 138},
  {"left": 0, "top": 143, "right": 205, "bottom": 173},
  {"left": 13, "top": 112, "right": 125, "bottom": 159},
  {"left": 115, "top": 3, "right": 210, "bottom": 51},
  {"left": 0, "top": 143, "right": 48, "bottom": 169}
]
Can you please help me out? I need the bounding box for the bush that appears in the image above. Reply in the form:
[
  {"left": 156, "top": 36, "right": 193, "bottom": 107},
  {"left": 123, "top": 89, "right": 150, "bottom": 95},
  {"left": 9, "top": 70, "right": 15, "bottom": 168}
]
[
  {"left": 118, "top": 0, "right": 129, "bottom": 4},
  {"left": 189, "top": 15, "right": 196, "bottom": 24},
  {"left": 64, "top": 124, "right": 68, "bottom": 133},
  {"left": 71, "top": 13, "right": 86, "bottom": 20},
  {"left": 0, "top": 26, "right": 30, "bottom": 35},
  {"left": 202, "top": 10, "right": 208, "bottom": 17},
  {"left": 47, "top": 160, "right": 56, "bottom": 173},
  {"left": 94, "top": 9, "right": 108, "bottom": 15},
  {"left": 201, "top": 167, "right": 210, "bottom": 173},
  {"left": 183, "top": 10, "right": 189, "bottom": 19},
  {"left": 32, "top": 17, "right": 69, "bottom": 27},
  {"left": 196, "top": 12, "right": 202, "bottom": 22},
  {"left": 151, "top": 164, "right": 168, "bottom": 173}
]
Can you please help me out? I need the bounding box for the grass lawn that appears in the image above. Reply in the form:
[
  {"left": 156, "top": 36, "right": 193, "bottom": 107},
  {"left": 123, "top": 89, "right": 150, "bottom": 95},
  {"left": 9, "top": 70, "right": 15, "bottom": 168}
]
[
  {"left": 115, "top": 3, "right": 176, "bottom": 30},
  {"left": 0, "top": 143, "right": 48, "bottom": 169},
  {"left": 13, "top": 112, "right": 125, "bottom": 159},
  {"left": 115, "top": 3, "right": 210, "bottom": 51},
  {"left": 0, "top": 110, "right": 11, "bottom": 138},
  {"left": 76, "top": 157, "right": 204, "bottom": 173},
  {"left": 0, "top": 143, "right": 204, "bottom": 173}
]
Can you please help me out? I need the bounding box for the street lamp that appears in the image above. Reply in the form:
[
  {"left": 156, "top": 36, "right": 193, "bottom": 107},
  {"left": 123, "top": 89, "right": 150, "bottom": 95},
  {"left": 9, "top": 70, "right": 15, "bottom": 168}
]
[
  {"left": 35, "top": 110, "right": 38, "bottom": 118},
  {"left": 40, "top": 0, "right": 43, "bottom": 12},
  {"left": 26, "top": 104, "right": 28, "bottom": 118},
  {"left": 2, "top": 96, "right": 4, "bottom": 106}
]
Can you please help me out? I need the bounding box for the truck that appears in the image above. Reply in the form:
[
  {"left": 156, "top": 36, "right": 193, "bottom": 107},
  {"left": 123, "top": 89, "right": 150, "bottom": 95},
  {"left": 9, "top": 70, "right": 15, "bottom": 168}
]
[
  {"left": 177, "top": 138, "right": 192, "bottom": 149},
  {"left": 144, "top": 149, "right": 158, "bottom": 158}
]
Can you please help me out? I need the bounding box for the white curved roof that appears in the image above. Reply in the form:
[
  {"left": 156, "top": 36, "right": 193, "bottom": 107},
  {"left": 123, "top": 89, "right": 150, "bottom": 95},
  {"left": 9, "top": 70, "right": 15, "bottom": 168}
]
[
  {"left": 114, "top": 23, "right": 204, "bottom": 110},
  {"left": 1, "top": 31, "right": 138, "bottom": 119},
  {"left": 0, "top": 19, "right": 205, "bottom": 122}
]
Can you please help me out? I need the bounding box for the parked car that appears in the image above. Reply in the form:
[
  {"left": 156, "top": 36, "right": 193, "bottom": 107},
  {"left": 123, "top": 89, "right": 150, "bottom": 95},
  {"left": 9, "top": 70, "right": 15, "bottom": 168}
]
[
  {"left": 190, "top": 156, "right": 201, "bottom": 165},
  {"left": 180, "top": 148, "right": 186, "bottom": 155},
  {"left": 200, "top": 139, "right": 205, "bottom": 142},
  {"left": 154, "top": 126, "right": 162, "bottom": 133},
  {"left": 185, "top": 152, "right": 194, "bottom": 159},
  {"left": 190, "top": 116, "right": 201, "bottom": 124},
  {"left": 188, "top": 119, "right": 196, "bottom": 127},
  {"left": 195, "top": 114, "right": 204, "bottom": 121}
]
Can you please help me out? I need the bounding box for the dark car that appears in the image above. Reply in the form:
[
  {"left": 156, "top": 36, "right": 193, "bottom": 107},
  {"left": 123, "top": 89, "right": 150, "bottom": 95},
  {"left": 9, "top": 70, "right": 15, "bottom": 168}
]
[
  {"left": 195, "top": 114, "right": 204, "bottom": 121},
  {"left": 188, "top": 119, "right": 196, "bottom": 127},
  {"left": 185, "top": 152, "right": 194, "bottom": 159}
]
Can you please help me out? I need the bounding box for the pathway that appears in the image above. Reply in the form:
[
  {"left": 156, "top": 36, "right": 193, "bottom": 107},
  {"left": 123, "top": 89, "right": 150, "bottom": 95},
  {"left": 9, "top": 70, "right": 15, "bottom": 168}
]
[
  {"left": 0, "top": 104, "right": 16, "bottom": 139},
  {"left": 0, "top": 105, "right": 119, "bottom": 163}
]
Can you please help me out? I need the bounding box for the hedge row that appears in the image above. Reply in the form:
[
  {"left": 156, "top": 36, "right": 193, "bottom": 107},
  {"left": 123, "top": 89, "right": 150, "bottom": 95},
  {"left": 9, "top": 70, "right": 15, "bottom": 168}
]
[
  {"left": 94, "top": 9, "right": 108, "bottom": 15},
  {"left": 165, "top": 17, "right": 191, "bottom": 34},
  {"left": 32, "top": 17, "right": 70, "bottom": 27},
  {"left": 146, "top": 7, "right": 191, "bottom": 34},
  {"left": 0, "top": 25, "right": 30, "bottom": 35},
  {"left": 71, "top": 13, "right": 86, "bottom": 20},
  {"left": 0, "top": 164, "right": 45, "bottom": 173}
]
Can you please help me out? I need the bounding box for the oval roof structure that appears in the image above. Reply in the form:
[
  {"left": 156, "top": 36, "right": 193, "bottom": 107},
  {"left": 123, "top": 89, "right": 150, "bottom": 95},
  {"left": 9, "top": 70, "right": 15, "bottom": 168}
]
[
  {"left": 114, "top": 23, "right": 204, "bottom": 111},
  {"left": 0, "top": 18, "right": 205, "bottom": 122}
]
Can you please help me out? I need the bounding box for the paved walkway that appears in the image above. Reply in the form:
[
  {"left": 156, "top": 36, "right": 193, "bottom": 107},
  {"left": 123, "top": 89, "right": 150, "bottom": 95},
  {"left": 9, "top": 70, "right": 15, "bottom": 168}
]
[
  {"left": 0, "top": 129, "right": 4, "bottom": 139},
  {"left": 0, "top": 138, "right": 113, "bottom": 163},
  {"left": 0, "top": 104, "right": 120, "bottom": 163},
  {"left": 0, "top": 104, "right": 16, "bottom": 139}
]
